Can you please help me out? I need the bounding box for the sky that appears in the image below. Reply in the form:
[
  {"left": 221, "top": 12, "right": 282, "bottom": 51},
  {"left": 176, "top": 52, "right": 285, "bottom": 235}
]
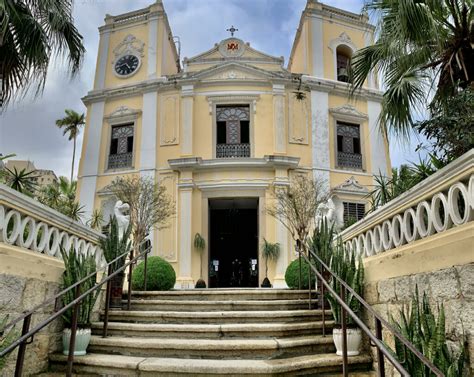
[{"left": 0, "top": 0, "right": 423, "bottom": 179}]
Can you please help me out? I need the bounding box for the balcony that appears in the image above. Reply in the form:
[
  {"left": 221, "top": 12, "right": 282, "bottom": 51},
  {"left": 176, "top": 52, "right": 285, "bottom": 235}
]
[
  {"left": 216, "top": 143, "right": 250, "bottom": 158},
  {"left": 108, "top": 152, "right": 133, "bottom": 169},
  {"left": 337, "top": 151, "right": 362, "bottom": 170}
]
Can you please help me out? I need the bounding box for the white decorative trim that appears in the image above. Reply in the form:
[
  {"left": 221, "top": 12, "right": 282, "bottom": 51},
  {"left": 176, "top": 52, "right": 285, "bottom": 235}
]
[
  {"left": 311, "top": 90, "right": 330, "bottom": 193},
  {"left": 82, "top": 101, "right": 105, "bottom": 177},
  {"left": 333, "top": 176, "right": 368, "bottom": 196},
  {"left": 104, "top": 105, "right": 142, "bottom": 124},
  {"left": 329, "top": 104, "right": 368, "bottom": 122},
  {"left": 367, "top": 100, "right": 388, "bottom": 176},
  {"left": 112, "top": 34, "right": 145, "bottom": 79},
  {"left": 177, "top": 187, "right": 193, "bottom": 286},
  {"left": 328, "top": 32, "right": 357, "bottom": 82},
  {"left": 140, "top": 92, "right": 157, "bottom": 175},
  {"left": 273, "top": 84, "right": 286, "bottom": 153},
  {"left": 311, "top": 16, "right": 324, "bottom": 77},
  {"left": 147, "top": 18, "right": 158, "bottom": 78},
  {"left": 181, "top": 85, "right": 194, "bottom": 155},
  {"left": 96, "top": 30, "right": 111, "bottom": 89},
  {"left": 206, "top": 94, "right": 260, "bottom": 114},
  {"left": 218, "top": 38, "right": 246, "bottom": 58}
]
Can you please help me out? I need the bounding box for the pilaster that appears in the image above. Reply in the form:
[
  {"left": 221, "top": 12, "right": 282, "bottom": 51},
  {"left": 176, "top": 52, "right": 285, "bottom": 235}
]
[
  {"left": 272, "top": 179, "right": 290, "bottom": 288},
  {"left": 367, "top": 100, "right": 388, "bottom": 176},
  {"left": 95, "top": 30, "right": 111, "bottom": 89},
  {"left": 176, "top": 173, "right": 194, "bottom": 288},
  {"left": 181, "top": 85, "right": 194, "bottom": 156},
  {"left": 273, "top": 84, "right": 286, "bottom": 154},
  {"left": 311, "top": 90, "right": 330, "bottom": 192},
  {"left": 140, "top": 91, "right": 158, "bottom": 179},
  {"left": 147, "top": 13, "right": 159, "bottom": 79}
]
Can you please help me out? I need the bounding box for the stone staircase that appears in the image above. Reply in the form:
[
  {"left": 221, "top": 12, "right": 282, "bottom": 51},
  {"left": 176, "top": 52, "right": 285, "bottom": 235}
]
[{"left": 49, "top": 289, "right": 372, "bottom": 376}]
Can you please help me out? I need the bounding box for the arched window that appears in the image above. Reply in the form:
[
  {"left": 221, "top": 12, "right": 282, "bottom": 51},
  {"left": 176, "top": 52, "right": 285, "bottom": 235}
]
[{"left": 336, "top": 45, "right": 352, "bottom": 83}]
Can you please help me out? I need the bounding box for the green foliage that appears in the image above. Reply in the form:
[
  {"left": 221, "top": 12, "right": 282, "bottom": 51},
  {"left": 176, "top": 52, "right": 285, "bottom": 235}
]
[
  {"left": 285, "top": 258, "right": 316, "bottom": 290},
  {"left": 261, "top": 238, "right": 280, "bottom": 279},
  {"left": 326, "top": 241, "right": 364, "bottom": 326},
  {"left": 193, "top": 233, "right": 206, "bottom": 251},
  {"left": 132, "top": 256, "right": 176, "bottom": 291},
  {"left": 87, "top": 209, "right": 104, "bottom": 231},
  {"left": 36, "top": 176, "right": 84, "bottom": 221},
  {"left": 1, "top": 1, "right": 85, "bottom": 108},
  {"left": 414, "top": 88, "right": 474, "bottom": 162},
  {"left": 392, "top": 286, "right": 466, "bottom": 376},
  {"left": 0, "top": 166, "right": 37, "bottom": 194},
  {"left": 99, "top": 216, "right": 131, "bottom": 273},
  {"left": 308, "top": 218, "right": 334, "bottom": 268},
  {"left": 60, "top": 247, "right": 99, "bottom": 327},
  {"left": 350, "top": 0, "right": 474, "bottom": 137},
  {"left": 0, "top": 315, "right": 18, "bottom": 370}
]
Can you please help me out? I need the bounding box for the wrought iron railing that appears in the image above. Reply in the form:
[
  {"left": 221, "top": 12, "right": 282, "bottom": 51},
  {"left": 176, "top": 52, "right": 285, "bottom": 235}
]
[
  {"left": 216, "top": 143, "right": 250, "bottom": 158},
  {"left": 297, "top": 247, "right": 443, "bottom": 377},
  {"left": 108, "top": 152, "right": 133, "bottom": 169},
  {"left": 0, "top": 240, "right": 151, "bottom": 377},
  {"left": 337, "top": 151, "right": 362, "bottom": 169}
]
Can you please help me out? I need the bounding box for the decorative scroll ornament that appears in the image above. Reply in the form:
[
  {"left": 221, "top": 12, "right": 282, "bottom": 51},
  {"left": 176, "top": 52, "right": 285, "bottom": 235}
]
[
  {"left": 112, "top": 34, "right": 145, "bottom": 62},
  {"left": 334, "top": 176, "right": 368, "bottom": 194}
]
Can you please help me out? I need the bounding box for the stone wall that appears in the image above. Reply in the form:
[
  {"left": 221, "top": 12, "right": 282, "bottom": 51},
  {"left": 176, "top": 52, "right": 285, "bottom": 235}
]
[{"left": 364, "top": 263, "right": 474, "bottom": 376}]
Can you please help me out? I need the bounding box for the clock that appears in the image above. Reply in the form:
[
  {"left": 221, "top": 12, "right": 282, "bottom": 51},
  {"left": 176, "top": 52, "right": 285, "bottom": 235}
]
[{"left": 114, "top": 54, "right": 140, "bottom": 77}]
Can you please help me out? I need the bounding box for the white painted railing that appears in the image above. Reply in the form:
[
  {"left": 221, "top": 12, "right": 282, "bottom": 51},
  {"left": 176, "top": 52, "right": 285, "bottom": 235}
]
[
  {"left": 340, "top": 150, "right": 474, "bottom": 257},
  {"left": 0, "top": 184, "right": 104, "bottom": 266}
]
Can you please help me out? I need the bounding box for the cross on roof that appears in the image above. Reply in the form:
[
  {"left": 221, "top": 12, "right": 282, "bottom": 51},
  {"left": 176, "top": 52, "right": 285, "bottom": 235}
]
[{"left": 226, "top": 25, "right": 238, "bottom": 37}]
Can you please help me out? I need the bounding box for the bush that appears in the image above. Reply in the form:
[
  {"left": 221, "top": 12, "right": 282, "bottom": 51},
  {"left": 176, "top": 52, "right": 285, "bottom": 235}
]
[
  {"left": 132, "top": 256, "right": 176, "bottom": 291},
  {"left": 285, "top": 257, "right": 316, "bottom": 289}
]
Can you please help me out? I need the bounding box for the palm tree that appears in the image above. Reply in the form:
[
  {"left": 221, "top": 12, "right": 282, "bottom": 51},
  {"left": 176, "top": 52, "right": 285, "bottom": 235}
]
[
  {"left": 350, "top": 0, "right": 474, "bottom": 136},
  {"left": 1, "top": 167, "right": 37, "bottom": 194},
  {"left": 1, "top": 1, "right": 85, "bottom": 108},
  {"left": 261, "top": 239, "right": 280, "bottom": 288},
  {"left": 56, "top": 110, "right": 85, "bottom": 182}
]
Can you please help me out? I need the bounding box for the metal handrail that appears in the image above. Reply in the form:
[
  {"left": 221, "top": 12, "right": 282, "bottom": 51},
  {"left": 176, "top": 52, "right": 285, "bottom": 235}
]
[
  {"left": 0, "top": 240, "right": 151, "bottom": 377},
  {"left": 301, "top": 248, "right": 444, "bottom": 377}
]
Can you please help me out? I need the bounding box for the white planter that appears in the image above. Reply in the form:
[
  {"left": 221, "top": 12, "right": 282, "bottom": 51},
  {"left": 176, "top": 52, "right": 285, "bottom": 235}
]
[
  {"left": 62, "top": 328, "right": 91, "bottom": 356},
  {"left": 332, "top": 327, "right": 362, "bottom": 356}
]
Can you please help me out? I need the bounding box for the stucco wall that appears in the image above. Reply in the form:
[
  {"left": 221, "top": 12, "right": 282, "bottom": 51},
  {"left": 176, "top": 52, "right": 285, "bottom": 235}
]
[{"left": 362, "top": 223, "right": 474, "bottom": 376}]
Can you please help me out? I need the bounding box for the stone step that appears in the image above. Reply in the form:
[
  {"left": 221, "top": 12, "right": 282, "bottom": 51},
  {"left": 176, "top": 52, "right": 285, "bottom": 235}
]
[
  {"left": 122, "top": 298, "right": 317, "bottom": 311},
  {"left": 128, "top": 289, "right": 317, "bottom": 302},
  {"left": 87, "top": 334, "right": 336, "bottom": 359},
  {"left": 50, "top": 352, "right": 372, "bottom": 376},
  {"left": 103, "top": 309, "right": 330, "bottom": 324},
  {"left": 91, "top": 320, "right": 335, "bottom": 339}
]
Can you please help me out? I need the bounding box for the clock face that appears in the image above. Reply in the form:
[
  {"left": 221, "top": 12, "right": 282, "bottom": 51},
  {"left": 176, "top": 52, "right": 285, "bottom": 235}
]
[{"left": 114, "top": 55, "right": 140, "bottom": 77}]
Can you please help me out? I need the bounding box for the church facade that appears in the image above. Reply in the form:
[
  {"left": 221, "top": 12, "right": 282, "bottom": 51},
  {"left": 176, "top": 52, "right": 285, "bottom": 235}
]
[{"left": 77, "top": 0, "right": 390, "bottom": 288}]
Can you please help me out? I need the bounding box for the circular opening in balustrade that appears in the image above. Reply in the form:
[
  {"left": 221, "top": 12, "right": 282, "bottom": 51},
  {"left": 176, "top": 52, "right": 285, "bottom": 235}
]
[
  {"left": 448, "top": 183, "right": 471, "bottom": 225},
  {"left": 34, "top": 222, "right": 49, "bottom": 252},
  {"left": 469, "top": 176, "right": 474, "bottom": 210},
  {"left": 381, "top": 220, "right": 393, "bottom": 250},
  {"left": 46, "top": 228, "right": 60, "bottom": 257},
  {"left": 0, "top": 206, "right": 5, "bottom": 233},
  {"left": 351, "top": 238, "right": 359, "bottom": 257},
  {"left": 402, "top": 208, "right": 418, "bottom": 242},
  {"left": 357, "top": 234, "right": 366, "bottom": 257},
  {"left": 391, "top": 214, "right": 404, "bottom": 247},
  {"left": 373, "top": 225, "right": 383, "bottom": 253},
  {"left": 19, "top": 217, "right": 36, "bottom": 248},
  {"left": 3, "top": 210, "right": 21, "bottom": 244},
  {"left": 416, "top": 201, "right": 434, "bottom": 238},
  {"left": 431, "top": 193, "right": 450, "bottom": 232},
  {"left": 365, "top": 230, "right": 374, "bottom": 256}
]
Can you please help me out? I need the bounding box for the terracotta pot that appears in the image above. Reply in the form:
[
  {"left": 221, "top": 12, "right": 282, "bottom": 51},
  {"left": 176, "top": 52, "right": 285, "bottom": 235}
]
[
  {"left": 332, "top": 327, "right": 362, "bottom": 356},
  {"left": 110, "top": 272, "right": 125, "bottom": 308},
  {"left": 62, "top": 328, "right": 91, "bottom": 356}
]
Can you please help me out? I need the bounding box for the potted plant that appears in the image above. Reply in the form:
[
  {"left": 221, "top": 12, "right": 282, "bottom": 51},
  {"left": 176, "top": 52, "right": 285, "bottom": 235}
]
[
  {"left": 327, "top": 240, "right": 364, "bottom": 356},
  {"left": 260, "top": 239, "right": 280, "bottom": 288},
  {"left": 100, "top": 216, "right": 132, "bottom": 307},
  {"left": 194, "top": 233, "right": 207, "bottom": 288},
  {"left": 61, "top": 247, "right": 99, "bottom": 356}
]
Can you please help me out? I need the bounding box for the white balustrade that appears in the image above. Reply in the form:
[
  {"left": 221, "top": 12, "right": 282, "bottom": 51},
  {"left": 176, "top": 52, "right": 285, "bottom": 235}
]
[
  {"left": 0, "top": 184, "right": 104, "bottom": 267},
  {"left": 340, "top": 150, "right": 474, "bottom": 257}
]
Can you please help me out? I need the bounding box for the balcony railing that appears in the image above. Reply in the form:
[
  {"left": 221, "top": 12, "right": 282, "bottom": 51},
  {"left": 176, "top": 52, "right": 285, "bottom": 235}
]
[
  {"left": 108, "top": 152, "right": 133, "bottom": 169},
  {"left": 337, "top": 151, "right": 362, "bottom": 169},
  {"left": 339, "top": 150, "right": 474, "bottom": 258},
  {"left": 216, "top": 143, "right": 250, "bottom": 158}
]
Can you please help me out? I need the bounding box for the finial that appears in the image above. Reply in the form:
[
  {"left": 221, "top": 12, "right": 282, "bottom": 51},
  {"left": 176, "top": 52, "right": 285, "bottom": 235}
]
[{"left": 226, "top": 25, "right": 238, "bottom": 37}]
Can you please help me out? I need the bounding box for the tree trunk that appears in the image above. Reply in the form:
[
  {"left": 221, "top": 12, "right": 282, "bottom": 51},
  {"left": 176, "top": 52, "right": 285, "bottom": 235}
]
[{"left": 71, "top": 135, "right": 76, "bottom": 183}]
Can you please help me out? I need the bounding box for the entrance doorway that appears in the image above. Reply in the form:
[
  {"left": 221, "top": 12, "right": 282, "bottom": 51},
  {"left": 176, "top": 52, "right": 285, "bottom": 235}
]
[{"left": 209, "top": 198, "right": 259, "bottom": 288}]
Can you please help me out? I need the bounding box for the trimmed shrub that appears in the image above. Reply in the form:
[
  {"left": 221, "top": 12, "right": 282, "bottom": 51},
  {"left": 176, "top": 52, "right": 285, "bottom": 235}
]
[
  {"left": 285, "top": 257, "right": 316, "bottom": 289},
  {"left": 132, "top": 256, "right": 176, "bottom": 291}
]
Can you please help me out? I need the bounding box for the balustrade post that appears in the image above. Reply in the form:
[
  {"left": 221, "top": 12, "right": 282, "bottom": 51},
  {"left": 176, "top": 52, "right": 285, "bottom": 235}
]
[
  {"left": 14, "top": 314, "right": 32, "bottom": 377},
  {"left": 102, "top": 265, "right": 112, "bottom": 338},
  {"left": 375, "top": 318, "right": 386, "bottom": 377},
  {"left": 66, "top": 284, "right": 81, "bottom": 377},
  {"left": 340, "top": 284, "right": 348, "bottom": 377}
]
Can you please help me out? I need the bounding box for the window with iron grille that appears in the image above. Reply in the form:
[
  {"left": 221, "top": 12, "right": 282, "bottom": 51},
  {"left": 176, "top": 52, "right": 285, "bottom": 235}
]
[
  {"left": 216, "top": 105, "right": 250, "bottom": 158},
  {"left": 343, "top": 202, "right": 365, "bottom": 223},
  {"left": 336, "top": 122, "right": 362, "bottom": 169},
  {"left": 108, "top": 123, "right": 134, "bottom": 169}
]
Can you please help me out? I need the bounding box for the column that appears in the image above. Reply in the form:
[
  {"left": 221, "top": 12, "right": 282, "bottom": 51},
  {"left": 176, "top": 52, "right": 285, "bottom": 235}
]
[
  {"left": 140, "top": 91, "right": 157, "bottom": 180},
  {"left": 176, "top": 177, "right": 193, "bottom": 288},
  {"left": 368, "top": 100, "right": 389, "bottom": 176},
  {"left": 272, "top": 184, "right": 289, "bottom": 288},
  {"left": 311, "top": 90, "right": 330, "bottom": 192},
  {"left": 181, "top": 85, "right": 194, "bottom": 155},
  {"left": 95, "top": 29, "right": 111, "bottom": 89},
  {"left": 79, "top": 101, "right": 105, "bottom": 219},
  {"left": 273, "top": 84, "right": 286, "bottom": 154}
]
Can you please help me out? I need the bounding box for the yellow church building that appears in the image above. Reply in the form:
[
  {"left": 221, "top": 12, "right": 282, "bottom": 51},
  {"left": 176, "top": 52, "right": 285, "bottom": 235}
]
[{"left": 77, "top": 0, "right": 391, "bottom": 288}]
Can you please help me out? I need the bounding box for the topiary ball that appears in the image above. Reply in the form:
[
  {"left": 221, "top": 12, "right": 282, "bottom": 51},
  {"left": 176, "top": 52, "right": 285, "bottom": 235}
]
[
  {"left": 285, "top": 257, "right": 316, "bottom": 289},
  {"left": 132, "top": 256, "right": 176, "bottom": 291}
]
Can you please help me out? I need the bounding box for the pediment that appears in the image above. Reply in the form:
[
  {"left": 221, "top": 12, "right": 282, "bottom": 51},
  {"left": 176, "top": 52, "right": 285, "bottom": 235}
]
[
  {"left": 333, "top": 176, "right": 368, "bottom": 195},
  {"left": 104, "top": 105, "right": 142, "bottom": 122},
  {"left": 329, "top": 104, "right": 367, "bottom": 120},
  {"left": 188, "top": 62, "right": 288, "bottom": 82}
]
